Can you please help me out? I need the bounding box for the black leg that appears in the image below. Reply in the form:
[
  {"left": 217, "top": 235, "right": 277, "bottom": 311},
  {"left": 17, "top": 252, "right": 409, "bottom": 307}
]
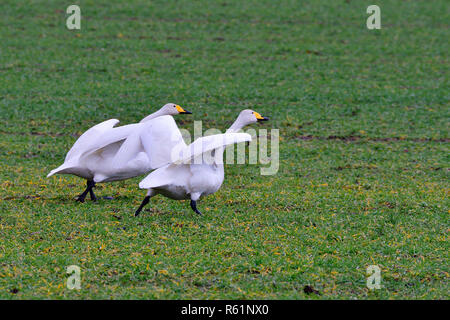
[
  {"left": 135, "top": 196, "right": 150, "bottom": 217},
  {"left": 89, "top": 184, "right": 97, "bottom": 202},
  {"left": 76, "top": 180, "right": 95, "bottom": 203},
  {"left": 190, "top": 200, "right": 202, "bottom": 215}
]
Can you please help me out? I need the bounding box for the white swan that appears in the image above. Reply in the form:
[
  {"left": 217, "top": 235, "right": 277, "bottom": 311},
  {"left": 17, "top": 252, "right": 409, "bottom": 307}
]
[
  {"left": 135, "top": 109, "right": 269, "bottom": 216},
  {"left": 47, "top": 103, "right": 192, "bottom": 202}
]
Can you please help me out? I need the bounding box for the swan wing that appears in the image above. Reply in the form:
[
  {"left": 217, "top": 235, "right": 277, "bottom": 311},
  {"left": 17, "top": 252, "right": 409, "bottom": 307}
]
[
  {"left": 139, "top": 115, "right": 187, "bottom": 169},
  {"left": 47, "top": 119, "right": 121, "bottom": 178},
  {"left": 64, "top": 119, "right": 120, "bottom": 162},
  {"left": 108, "top": 130, "right": 144, "bottom": 171},
  {"left": 77, "top": 123, "right": 140, "bottom": 159},
  {"left": 104, "top": 115, "right": 186, "bottom": 173},
  {"left": 173, "top": 133, "right": 252, "bottom": 164},
  {"left": 138, "top": 133, "right": 252, "bottom": 189}
]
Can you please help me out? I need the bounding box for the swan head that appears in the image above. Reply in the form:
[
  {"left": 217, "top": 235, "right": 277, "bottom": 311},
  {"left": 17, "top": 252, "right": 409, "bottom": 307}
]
[
  {"left": 238, "top": 109, "right": 269, "bottom": 125},
  {"left": 228, "top": 109, "right": 269, "bottom": 132},
  {"left": 160, "top": 103, "right": 192, "bottom": 115}
]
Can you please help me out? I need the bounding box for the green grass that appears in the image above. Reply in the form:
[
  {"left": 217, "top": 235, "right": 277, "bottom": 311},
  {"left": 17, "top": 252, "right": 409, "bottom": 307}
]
[{"left": 0, "top": 0, "right": 448, "bottom": 299}]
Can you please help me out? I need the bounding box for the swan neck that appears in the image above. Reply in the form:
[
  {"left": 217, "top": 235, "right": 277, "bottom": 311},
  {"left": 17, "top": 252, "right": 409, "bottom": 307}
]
[
  {"left": 226, "top": 117, "right": 245, "bottom": 133},
  {"left": 221, "top": 116, "right": 244, "bottom": 165},
  {"left": 139, "top": 109, "right": 164, "bottom": 123}
]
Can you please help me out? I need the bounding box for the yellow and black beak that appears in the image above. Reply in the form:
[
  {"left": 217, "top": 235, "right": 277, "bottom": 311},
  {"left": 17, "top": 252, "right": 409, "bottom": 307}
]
[
  {"left": 254, "top": 112, "right": 269, "bottom": 122},
  {"left": 175, "top": 105, "right": 192, "bottom": 114}
]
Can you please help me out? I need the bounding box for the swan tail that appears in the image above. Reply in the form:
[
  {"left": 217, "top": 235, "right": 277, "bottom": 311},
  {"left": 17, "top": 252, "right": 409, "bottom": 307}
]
[
  {"left": 47, "top": 169, "right": 58, "bottom": 178},
  {"left": 47, "top": 163, "right": 70, "bottom": 177},
  {"left": 47, "top": 162, "right": 85, "bottom": 178}
]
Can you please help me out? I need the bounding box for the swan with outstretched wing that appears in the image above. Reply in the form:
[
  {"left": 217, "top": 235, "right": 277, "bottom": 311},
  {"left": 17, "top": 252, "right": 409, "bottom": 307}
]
[
  {"left": 135, "top": 109, "right": 269, "bottom": 216},
  {"left": 47, "top": 103, "right": 191, "bottom": 202}
]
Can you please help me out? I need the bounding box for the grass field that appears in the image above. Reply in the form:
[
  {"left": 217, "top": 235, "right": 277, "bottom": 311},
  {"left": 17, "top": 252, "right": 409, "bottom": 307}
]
[{"left": 0, "top": 0, "right": 448, "bottom": 299}]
